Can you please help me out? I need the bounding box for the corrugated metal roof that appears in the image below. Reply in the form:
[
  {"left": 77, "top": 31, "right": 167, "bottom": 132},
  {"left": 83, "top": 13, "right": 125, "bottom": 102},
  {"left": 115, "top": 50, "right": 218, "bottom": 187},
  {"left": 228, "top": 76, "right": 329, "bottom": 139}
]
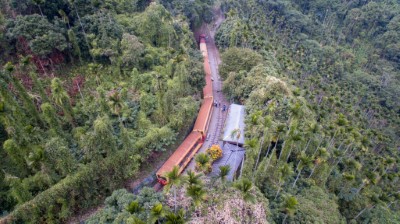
[
  {"left": 156, "top": 132, "right": 202, "bottom": 177},
  {"left": 222, "top": 104, "right": 245, "bottom": 145},
  {"left": 193, "top": 97, "right": 213, "bottom": 133},
  {"left": 211, "top": 143, "right": 245, "bottom": 181}
]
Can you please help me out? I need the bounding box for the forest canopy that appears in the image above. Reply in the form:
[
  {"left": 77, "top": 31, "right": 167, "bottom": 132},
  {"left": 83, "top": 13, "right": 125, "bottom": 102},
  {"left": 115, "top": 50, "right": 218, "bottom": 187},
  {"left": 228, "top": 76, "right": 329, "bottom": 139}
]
[
  {"left": 0, "top": 0, "right": 213, "bottom": 222},
  {"left": 216, "top": 0, "right": 399, "bottom": 223},
  {"left": 0, "top": 0, "right": 399, "bottom": 223}
]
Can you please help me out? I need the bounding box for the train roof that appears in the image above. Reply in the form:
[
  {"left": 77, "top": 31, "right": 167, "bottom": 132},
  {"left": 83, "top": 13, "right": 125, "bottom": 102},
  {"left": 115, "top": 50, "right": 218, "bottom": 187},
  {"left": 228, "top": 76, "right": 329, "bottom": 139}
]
[
  {"left": 193, "top": 97, "right": 213, "bottom": 133},
  {"left": 156, "top": 132, "right": 202, "bottom": 177},
  {"left": 203, "top": 73, "right": 213, "bottom": 98}
]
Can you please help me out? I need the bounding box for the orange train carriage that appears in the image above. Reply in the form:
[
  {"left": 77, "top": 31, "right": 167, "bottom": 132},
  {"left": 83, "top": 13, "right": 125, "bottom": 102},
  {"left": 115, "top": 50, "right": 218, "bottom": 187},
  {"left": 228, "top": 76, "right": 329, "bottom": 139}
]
[
  {"left": 156, "top": 34, "right": 214, "bottom": 185},
  {"left": 203, "top": 61, "right": 213, "bottom": 98},
  {"left": 193, "top": 97, "right": 213, "bottom": 134},
  {"left": 156, "top": 132, "right": 203, "bottom": 185}
]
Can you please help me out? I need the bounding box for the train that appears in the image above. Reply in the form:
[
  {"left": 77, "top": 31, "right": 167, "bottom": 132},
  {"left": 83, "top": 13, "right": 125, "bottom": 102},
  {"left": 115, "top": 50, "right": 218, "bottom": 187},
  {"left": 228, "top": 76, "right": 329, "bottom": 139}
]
[{"left": 156, "top": 34, "right": 214, "bottom": 185}]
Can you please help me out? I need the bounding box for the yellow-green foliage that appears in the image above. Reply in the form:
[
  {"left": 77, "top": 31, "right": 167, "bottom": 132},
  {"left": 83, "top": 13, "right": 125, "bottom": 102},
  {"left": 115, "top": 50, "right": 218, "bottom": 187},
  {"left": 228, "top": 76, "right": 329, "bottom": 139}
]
[{"left": 206, "top": 144, "right": 223, "bottom": 161}]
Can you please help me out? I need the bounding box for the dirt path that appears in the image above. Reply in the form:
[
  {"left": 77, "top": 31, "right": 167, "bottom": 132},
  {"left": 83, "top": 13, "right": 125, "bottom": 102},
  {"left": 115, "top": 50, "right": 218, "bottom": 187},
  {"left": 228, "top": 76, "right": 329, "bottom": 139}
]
[{"left": 186, "top": 8, "right": 227, "bottom": 171}]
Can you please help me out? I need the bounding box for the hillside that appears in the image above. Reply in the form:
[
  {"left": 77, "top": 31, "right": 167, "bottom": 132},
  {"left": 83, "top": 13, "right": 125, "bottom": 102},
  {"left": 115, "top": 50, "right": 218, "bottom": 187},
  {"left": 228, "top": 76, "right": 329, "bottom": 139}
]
[
  {"left": 216, "top": 0, "right": 399, "bottom": 223},
  {"left": 0, "top": 0, "right": 214, "bottom": 222},
  {"left": 0, "top": 0, "right": 399, "bottom": 223}
]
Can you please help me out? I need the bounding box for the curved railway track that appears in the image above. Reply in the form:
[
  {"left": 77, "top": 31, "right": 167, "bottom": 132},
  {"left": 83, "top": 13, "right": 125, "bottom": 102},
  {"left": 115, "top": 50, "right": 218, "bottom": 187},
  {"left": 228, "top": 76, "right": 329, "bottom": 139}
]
[{"left": 155, "top": 11, "right": 226, "bottom": 188}]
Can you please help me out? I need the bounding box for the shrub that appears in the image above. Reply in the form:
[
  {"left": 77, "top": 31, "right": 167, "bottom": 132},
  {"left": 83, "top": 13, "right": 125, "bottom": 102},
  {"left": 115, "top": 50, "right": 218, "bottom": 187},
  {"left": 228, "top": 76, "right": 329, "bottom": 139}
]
[{"left": 206, "top": 145, "right": 223, "bottom": 161}]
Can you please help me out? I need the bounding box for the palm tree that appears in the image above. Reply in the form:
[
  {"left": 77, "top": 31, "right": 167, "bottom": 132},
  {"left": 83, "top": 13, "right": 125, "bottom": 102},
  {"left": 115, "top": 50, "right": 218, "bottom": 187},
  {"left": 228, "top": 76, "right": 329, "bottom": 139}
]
[
  {"left": 107, "top": 90, "right": 125, "bottom": 117},
  {"left": 243, "top": 137, "right": 257, "bottom": 179},
  {"left": 32, "top": 0, "right": 44, "bottom": 17},
  {"left": 234, "top": 178, "right": 255, "bottom": 203},
  {"left": 26, "top": 146, "right": 46, "bottom": 172},
  {"left": 231, "top": 128, "right": 241, "bottom": 147},
  {"left": 150, "top": 203, "right": 166, "bottom": 224},
  {"left": 218, "top": 165, "right": 231, "bottom": 187},
  {"left": 68, "top": 0, "right": 92, "bottom": 61},
  {"left": 51, "top": 78, "right": 74, "bottom": 126},
  {"left": 230, "top": 128, "right": 242, "bottom": 177},
  {"left": 308, "top": 148, "right": 330, "bottom": 178},
  {"left": 265, "top": 124, "right": 286, "bottom": 171},
  {"left": 292, "top": 152, "right": 314, "bottom": 188},
  {"left": 234, "top": 178, "right": 255, "bottom": 221},
  {"left": 281, "top": 195, "right": 298, "bottom": 224},
  {"left": 165, "top": 209, "right": 185, "bottom": 224},
  {"left": 253, "top": 115, "right": 274, "bottom": 180},
  {"left": 126, "top": 200, "right": 143, "bottom": 214},
  {"left": 3, "top": 66, "right": 42, "bottom": 126},
  {"left": 165, "top": 166, "right": 182, "bottom": 213},
  {"left": 278, "top": 122, "right": 298, "bottom": 162},
  {"left": 186, "top": 184, "right": 207, "bottom": 208},
  {"left": 130, "top": 217, "right": 146, "bottom": 224},
  {"left": 303, "top": 122, "right": 320, "bottom": 153},
  {"left": 275, "top": 163, "right": 294, "bottom": 199},
  {"left": 278, "top": 100, "right": 305, "bottom": 161},
  {"left": 185, "top": 170, "right": 202, "bottom": 186},
  {"left": 284, "top": 129, "right": 303, "bottom": 163},
  {"left": 195, "top": 153, "right": 211, "bottom": 174}
]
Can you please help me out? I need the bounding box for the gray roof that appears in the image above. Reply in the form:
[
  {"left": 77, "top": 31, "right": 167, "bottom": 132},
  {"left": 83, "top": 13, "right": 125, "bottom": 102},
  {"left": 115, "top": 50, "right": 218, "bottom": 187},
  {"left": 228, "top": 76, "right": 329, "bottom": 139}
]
[
  {"left": 222, "top": 104, "right": 245, "bottom": 145},
  {"left": 211, "top": 143, "right": 245, "bottom": 181}
]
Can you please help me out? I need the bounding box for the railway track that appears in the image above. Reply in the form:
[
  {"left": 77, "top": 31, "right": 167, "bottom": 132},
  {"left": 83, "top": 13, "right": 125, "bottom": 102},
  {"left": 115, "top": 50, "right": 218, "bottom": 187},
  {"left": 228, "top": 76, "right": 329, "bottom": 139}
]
[{"left": 154, "top": 9, "right": 226, "bottom": 190}]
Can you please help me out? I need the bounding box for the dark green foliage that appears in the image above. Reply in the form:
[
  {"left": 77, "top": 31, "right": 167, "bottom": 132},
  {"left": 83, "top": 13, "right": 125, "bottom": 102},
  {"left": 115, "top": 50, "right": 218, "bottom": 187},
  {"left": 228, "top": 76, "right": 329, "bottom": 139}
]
[
  {"left": 294, "top": 186, "right": 344, "bottom": 223},
  {"left": 219, "top": 47, "right": 263, "bottom": 79},
  {"left": 7, "top": 14, "right": 67, "bottom": 56},
  {"left": 160, "top": 0, "right": 214, "bottom": 28}
]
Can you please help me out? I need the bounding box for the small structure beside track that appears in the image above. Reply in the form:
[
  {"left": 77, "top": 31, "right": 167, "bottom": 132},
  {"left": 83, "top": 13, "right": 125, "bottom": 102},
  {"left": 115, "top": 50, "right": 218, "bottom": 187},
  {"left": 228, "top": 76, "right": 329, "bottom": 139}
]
[{"left": 211, "top": 104, "right": 246, "bottom": 181}]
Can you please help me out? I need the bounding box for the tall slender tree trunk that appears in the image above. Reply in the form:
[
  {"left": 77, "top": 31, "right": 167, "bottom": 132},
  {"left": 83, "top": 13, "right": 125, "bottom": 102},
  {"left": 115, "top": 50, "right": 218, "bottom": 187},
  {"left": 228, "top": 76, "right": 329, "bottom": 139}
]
[
  {"left": 275, "top": 180, "right": 282, "bottom": 199},
  {"left": 285, "top": 143, "right": 294, "bottom": 162},
  {"left": 354, "top": 205, "right": 374, "bottom": 220},
  {"left": 292, "top": 170, "right": 301, "bottom": 188},
  {"left": 278, "top": 140, "right": 287, "bottom": 162},
  {"left": 265, "top": 135, "right": 279, "bottom": 172},
  {"left": 308, "top": 164, "right": 317, "bottom": 178},
  {"left": 38, "top": 5, "right": 44, "bottom": 17},
  {"left": 311, "top": 138, "right": 324, "bottom": 157},
  {"left": 282, "top": 214, "right": 288, "bottom": 224},
  {"left": 72, "top": 3, "right": 93, "bottom": 61},
  {"left": 252, "top": 134, "right": 265, "bottom": 181},
  {"left": 304, "top": 138, "right": 312, "bottom": 153}
]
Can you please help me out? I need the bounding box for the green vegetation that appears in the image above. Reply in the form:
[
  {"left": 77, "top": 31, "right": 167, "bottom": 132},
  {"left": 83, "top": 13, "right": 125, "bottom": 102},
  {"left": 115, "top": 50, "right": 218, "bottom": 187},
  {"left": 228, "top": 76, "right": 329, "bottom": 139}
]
[
  {"left": 87, "top": 168, "right": 270, "bottom": 223},
  {"left": 0, "top": 0, "right": 213, "bottom": 222},
  {"left": 216, "top": 0, "right": 399, "bottom": 223},
  {"left": 0, "top": 0, "right": 399, "bottom": 223}
]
